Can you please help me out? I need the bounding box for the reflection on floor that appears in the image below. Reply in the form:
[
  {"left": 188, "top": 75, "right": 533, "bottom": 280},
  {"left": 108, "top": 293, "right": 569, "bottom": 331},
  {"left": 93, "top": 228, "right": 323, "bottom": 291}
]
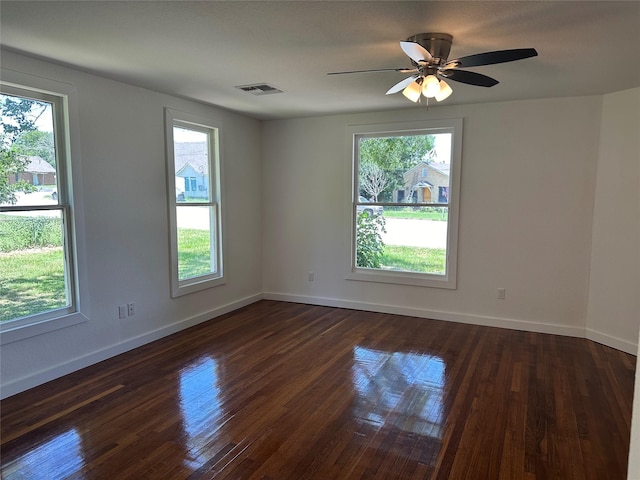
[
  {"left": 179, "top": 356, "right": 226, "bottom": 470},
  {"left": 352, "top": 347, "right": 445, "bottom": 466},
  {"left": 3, "top": 429, "right": 83, "bottom": 479}
]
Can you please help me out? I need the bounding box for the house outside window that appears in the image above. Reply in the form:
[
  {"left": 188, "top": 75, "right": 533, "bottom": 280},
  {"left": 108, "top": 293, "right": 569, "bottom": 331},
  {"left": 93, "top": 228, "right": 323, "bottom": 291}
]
[
  {"left": 0, "top": 80, "right": 84, "bottom": 338},
  {"left": 165, "top": 109, "right": 224, "bottom": 297},
  {"left": 347, "top": 119, "right": 462, "bottom": 289}
]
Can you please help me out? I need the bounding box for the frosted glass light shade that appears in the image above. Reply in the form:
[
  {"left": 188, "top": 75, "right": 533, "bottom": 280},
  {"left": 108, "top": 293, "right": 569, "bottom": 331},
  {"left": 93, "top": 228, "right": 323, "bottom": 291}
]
[
  {"left": 402, "top": 81, "right": 422, "bottom": 102},
  {"left": 435, "top": 80, "right": 453, "bottom": 102},
  {"left": 422, "top": 75, "right": 440, "bottom": 98}
]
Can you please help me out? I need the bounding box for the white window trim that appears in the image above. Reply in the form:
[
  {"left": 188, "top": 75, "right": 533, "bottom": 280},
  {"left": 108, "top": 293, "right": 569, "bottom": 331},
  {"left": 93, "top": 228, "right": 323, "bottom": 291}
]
[
  {"left": 346, "top": 118, "right": 463, "bottom": 289},
  {"left": 165, "top": 108, "right": 225, "bottom": 298},
  {"left": 0, "top": 69, "right": 89, "bottom": 345}
]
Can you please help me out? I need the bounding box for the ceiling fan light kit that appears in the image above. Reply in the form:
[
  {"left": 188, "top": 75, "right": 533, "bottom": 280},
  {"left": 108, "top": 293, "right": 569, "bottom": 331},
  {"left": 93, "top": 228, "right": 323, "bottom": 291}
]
[
  {"left": 402, "top": 78, "right": 422, "bottom": 102},
  {"left": 435, "top": 79, "right": 453, "bottom": 101},
  {"left": 328, "top": 32, "right": 537, "bottom": 106},
  {"left": 422, "top": 75, "right": 441, "bottom": 98}
]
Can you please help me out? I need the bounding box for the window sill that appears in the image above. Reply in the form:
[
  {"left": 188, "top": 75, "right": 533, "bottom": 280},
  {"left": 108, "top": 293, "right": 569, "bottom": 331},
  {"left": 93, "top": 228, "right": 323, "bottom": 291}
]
[
  {"left": 171, "top": 275, "right": 226, "bottom": 298},
  {"left": 346, "top": 269, "right": 456, "bottom": 289},
  {"left": 0, "top": 312, "right": 88, "bottom": 345}
]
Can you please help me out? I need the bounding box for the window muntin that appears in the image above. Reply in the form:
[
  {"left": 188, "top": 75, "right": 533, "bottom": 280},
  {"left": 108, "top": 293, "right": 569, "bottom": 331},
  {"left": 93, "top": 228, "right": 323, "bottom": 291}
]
[
  {"left": 348, "top": 120, "right": 462, "bottom": 289},
  {"left": 0, "top": 86, "right": 76, "bottom": 325},
  {"left": 166, "top": 111, "right": 224, "bottom": 297}
]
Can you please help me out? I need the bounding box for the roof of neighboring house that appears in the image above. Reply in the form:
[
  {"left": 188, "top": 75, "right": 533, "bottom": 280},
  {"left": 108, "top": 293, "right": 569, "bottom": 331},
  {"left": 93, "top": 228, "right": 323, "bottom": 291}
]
[
  {"left": 174, "top": 142, "right": 208, "bottom": 176},
  {"left": 20, "top": 156, "right": 56, "bottom": 174},
  {"left": 403, "top": 161, "right": 451, "bottom": 179},
  {"left": 428, "top": 162, "right": 451, "bottom": 175}
]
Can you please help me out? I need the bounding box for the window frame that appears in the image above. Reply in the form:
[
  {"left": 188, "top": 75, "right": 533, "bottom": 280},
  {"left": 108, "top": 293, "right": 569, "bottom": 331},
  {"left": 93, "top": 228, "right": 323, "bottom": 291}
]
[
  {"left": 346, "top": 118, "right": 463, "bottom": 289},
  {"left": 165, "top": 108, "right": 225, "bottom": 298},
  {"left": 0, "top": 71, "right": 88, "bottom": 345}
]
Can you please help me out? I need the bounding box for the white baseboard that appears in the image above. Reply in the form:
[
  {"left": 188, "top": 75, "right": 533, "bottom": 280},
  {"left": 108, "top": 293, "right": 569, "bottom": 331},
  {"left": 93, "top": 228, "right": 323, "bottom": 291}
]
[
  {"left": 1, "top": 293, "right": 263, "bottom": 399},
  {"left": 4, "top": 292, "right": 636, "bottom": 399},
  {"left": 266, "top": 293, "right": 640, "bottom": 355},
  {"left": 264, "top": 292, "right": 588, "bottom": 338},
  {"left": 586, "top": 328, "right": 639, "bottom": 355}
]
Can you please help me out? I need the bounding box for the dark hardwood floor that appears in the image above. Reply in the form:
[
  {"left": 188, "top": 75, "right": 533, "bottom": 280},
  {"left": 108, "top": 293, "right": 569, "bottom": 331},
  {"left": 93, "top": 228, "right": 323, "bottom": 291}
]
[{"left": 1, "top": 300, "right": 636, "bottom": 479}]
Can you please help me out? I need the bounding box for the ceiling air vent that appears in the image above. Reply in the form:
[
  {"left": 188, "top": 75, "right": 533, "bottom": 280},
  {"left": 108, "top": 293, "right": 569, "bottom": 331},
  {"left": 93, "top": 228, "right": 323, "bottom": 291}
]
[{"left": 235, "top": 83, "right": 284, "bottom": 96}]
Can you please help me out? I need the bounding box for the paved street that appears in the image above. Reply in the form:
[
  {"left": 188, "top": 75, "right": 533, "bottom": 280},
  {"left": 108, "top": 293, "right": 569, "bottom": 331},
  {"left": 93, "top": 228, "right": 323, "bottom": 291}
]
[
  {"left": 175, "top": 209, "right": 447, "bottom": 249},
  {"left": 382, "top": 218, "right": 447, "bottom": 249},
  {"left": 176, "top": 206, "right": 211, "bottom": 229}
]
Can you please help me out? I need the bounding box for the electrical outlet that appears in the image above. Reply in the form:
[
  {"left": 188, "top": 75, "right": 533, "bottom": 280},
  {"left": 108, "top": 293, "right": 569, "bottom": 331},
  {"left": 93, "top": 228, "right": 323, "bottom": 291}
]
[
  {"left": 308, "top": 271, "right": 315, "bottom": 282},
  {"left": 497, "top": 288, "right": 506, "bottom": 300},
  {"left": 118, "top": 305, "right": 127, "bottom": 319},
  {"left": 127, "top": 302, "right": 135, "bottom": 316}
]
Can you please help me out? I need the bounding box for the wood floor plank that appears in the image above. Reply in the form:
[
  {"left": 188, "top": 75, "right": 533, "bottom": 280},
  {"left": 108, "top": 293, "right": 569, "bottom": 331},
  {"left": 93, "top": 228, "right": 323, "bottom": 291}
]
[{"left": 1, "top": 300, "right": 636, "bottom": 479}]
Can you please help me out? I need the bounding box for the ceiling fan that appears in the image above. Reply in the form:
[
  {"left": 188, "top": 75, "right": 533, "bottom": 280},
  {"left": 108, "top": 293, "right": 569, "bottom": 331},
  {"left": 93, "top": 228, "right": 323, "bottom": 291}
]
[{"left": 328, "top": 33, "right": 538, "bottom": 104}]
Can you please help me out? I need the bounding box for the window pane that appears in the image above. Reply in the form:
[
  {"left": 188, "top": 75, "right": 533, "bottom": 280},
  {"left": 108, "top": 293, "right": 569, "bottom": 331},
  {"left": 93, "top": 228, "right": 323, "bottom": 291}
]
[
  {"left": 358, "top": 133, "right": 451, "bottom": 204},
  {"left": 176, "top": 205, "right": 217, "bottom": 281},
  {"left": 0, "top": 210, "right": 69, "bottom": 322},
  {"left": 356, "top": 206, "right": 447, "bottom": 275},
  {"left": 354, "top": 130, "right": 454, "bottom": 277},
  {"left": 0, "top": 94, "right": 58, "bottom": 207},
  {"left": 173, "top": 127, "right": 210, "bottom": 203}
]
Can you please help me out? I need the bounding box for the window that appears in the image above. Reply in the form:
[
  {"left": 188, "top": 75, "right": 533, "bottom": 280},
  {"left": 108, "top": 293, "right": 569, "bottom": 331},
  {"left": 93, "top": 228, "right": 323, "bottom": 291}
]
[
  {"left": 184, "top": 176, "right": 197, "bottom": 192},
  {"left": 347, "top": 119, "right": 462, "bottom": 289},
  {"left": 0, "top": 81, "right": 83, "bottom": 335},
  {"left": 165, "top": 109, "right": 224, "bottom": 297}
]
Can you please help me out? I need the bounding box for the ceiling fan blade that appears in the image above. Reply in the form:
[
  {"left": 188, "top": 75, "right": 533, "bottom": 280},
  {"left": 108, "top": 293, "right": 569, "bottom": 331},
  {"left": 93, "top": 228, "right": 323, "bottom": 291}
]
[
  {"left": 442, "top": 69, "right": 499, "bottom": 87},
  {"left": 444, "top": 48, "right": 538, "bottom": 69},
  {"left": 400, "top": 41, "right": 433, "bottom": 65},
  {"left": 327, "top": 67, "right": 418, "bottom": 75},
  {"left": 385, "top": 76, "right": 419, "bottom": 95}
]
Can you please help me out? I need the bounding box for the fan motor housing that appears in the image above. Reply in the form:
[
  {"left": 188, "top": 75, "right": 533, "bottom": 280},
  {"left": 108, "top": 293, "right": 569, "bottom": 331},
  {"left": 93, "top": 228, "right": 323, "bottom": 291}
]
[{"left": 407, "top": 33, "right": 453, "bottom": 64}]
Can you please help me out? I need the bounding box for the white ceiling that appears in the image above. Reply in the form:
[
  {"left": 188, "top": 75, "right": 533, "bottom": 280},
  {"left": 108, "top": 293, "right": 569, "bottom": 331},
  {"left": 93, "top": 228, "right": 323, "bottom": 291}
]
[{"left": 1, "top": 1, "right": 639, "bottom": 120}]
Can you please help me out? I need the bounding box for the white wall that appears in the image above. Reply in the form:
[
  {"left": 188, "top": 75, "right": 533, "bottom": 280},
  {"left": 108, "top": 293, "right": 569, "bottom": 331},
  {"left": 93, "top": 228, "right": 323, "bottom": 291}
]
[
  {"left": 586, "top": 88, "right": 640, "bottom": 354},
  {"left": 0, "top": 51, "right": 263, "bottom": 397},
  {"left": 262, "top": 97, "right": 602, "bottom": 337}
]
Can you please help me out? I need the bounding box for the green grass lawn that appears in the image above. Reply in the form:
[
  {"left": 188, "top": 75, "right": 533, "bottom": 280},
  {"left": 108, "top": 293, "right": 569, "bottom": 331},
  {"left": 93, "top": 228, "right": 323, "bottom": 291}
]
[
  {"left": 177, "top": 228, "right": 213, "bottom": 280},
  {"left": 0, "top": 247, "right": 68, "bottom": 322},
  {"left": 381, "top": 245, "right": 446, "bottom": 275},
  {"left": 383, "top": 207, "right": 448, "bottom": 221}
]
